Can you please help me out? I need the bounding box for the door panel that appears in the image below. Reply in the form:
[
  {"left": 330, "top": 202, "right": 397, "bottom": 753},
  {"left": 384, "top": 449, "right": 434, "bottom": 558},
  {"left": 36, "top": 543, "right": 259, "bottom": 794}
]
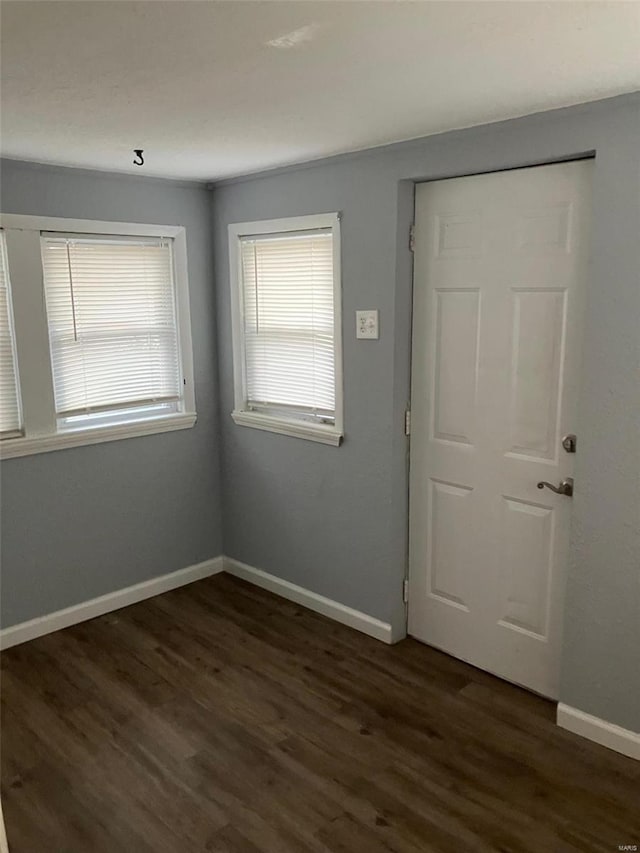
[
  {"left": 499, "top": 496, "right": 554, "bottom": 637},
  {"left": 432, "top": 289, "right": 480, "bottom": 444},
  {"left": 508, "top": 288, "right": 566, "bottom": 459},
  {"left": 408, "top": 161, "right": 592, "bottom": 699},
  {"left": 428, "top": 478, "right": 473, "bottom": 610}
]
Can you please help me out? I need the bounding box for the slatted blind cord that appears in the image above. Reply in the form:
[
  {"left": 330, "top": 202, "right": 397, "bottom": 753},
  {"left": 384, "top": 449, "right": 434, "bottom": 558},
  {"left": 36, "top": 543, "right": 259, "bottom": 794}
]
[{"left": 65, "top": 241, "right": 79, "bottom": 342}]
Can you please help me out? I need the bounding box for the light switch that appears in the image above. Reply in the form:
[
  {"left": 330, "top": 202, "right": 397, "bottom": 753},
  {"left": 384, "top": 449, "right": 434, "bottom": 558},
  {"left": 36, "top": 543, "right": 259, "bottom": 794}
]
[{"left": 356, "top": 309, "right": 379, "bottom": 340}]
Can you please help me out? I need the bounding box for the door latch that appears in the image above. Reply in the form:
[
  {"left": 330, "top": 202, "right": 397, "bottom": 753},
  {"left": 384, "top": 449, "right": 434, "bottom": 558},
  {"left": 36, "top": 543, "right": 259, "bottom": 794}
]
[{"left": 537, "top": 478, "right": 574, "bottom": 497}]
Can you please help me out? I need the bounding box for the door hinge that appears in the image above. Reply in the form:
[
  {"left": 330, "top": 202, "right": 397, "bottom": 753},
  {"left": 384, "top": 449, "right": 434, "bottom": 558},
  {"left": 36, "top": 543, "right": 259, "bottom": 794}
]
[
  {"left": 409, "top": 224, "right": 415, "bottom": 252},
  {"left": 403, "top": 579, "right": 409, "bottom": 603},
  {"left": 404, "top": 409, "right": 411, "bottom": 436}
]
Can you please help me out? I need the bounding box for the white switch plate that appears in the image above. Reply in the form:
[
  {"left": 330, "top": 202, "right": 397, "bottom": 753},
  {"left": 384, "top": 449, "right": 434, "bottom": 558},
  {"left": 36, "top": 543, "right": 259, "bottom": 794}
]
[{"left": 356, "top": 309, "right": 379, "bottom": 340}]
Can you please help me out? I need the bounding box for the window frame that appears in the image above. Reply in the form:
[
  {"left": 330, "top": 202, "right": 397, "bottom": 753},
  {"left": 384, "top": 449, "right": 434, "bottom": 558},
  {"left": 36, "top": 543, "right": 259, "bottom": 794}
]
[
  {"left": 0, "top": 214, "right": 196, "bottom": 459},
  {"left": 228, "top": 213, "right": 343, "bottom": 446},
  {"left": 0, "top": 230, "right": 23, "bottom": 438}
]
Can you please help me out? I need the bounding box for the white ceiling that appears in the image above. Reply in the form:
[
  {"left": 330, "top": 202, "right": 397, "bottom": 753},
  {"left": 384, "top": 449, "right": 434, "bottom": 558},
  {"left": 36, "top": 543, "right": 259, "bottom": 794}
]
[{"left": 1, "top": 1, "right": 639, "bottom": 181}]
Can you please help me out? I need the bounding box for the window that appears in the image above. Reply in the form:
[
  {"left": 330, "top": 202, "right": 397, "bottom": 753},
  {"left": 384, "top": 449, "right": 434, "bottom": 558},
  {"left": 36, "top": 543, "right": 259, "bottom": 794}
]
[
  {"left": 0, "top": 232, "right": 22, "bottom": 437},
  {"left": 229, "top": 213, "right": 343, "bottom": 446},
  {"left": 42, "top": 235, "right": 182, "bottom": 431},
  {"left": 0, "top": 215, "right": 195, "bottom": 459}
]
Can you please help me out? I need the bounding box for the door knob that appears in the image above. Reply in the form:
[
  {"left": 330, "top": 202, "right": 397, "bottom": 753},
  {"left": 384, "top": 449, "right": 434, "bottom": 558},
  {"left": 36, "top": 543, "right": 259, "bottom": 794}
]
[{"left": 537, "top": 478, "right": 573, "bottom": 497}]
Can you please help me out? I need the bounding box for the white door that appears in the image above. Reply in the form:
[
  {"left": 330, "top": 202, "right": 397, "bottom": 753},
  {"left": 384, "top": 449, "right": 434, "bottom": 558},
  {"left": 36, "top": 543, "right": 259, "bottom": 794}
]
[{"left": 408, "top": 161, "right": 592, "bottom": 699}]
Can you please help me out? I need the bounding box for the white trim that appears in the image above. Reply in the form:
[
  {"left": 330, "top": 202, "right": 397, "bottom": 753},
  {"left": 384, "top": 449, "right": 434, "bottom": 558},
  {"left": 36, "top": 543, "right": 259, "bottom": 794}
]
[
  {"left": 231, "top": 410, "right": 342, "bottom": 446},
  {"left": 0, "top": 554, "right": 400, "bottom": 651},
  {"left": 4, "top": 228, "right": 56, "bottom": 436},
  {"left": 0, "top": 231, "right": 23, "bottom": 437},
  {"left": 557, "top": 703, "right": 640, "bottom": 761},
  {"left": 227, "top": 213, "right": 338, "bottom": 241},
  {"left": 224, "top": 556, "right": 393, "bottom": 643},
  {"left": 0, "top": 213, "right": 182, "bottom": 238},
  {"left": 172, "top": 228, "right": 196, "bottom": 415},
  {"left": 0, "top": 556, "right": 223, "bottom": 650},
  {"left": 331, "top": 214, "right": 344, "bottom": 437},
  {"left": 0, "top": 412, "right": 196, "bottom": 459},
  {"left": 0, "top": 801, "right": 7, "bottom": 853},
  {"left": 228, "top": 212, "right": 344, "bottom": 445}
]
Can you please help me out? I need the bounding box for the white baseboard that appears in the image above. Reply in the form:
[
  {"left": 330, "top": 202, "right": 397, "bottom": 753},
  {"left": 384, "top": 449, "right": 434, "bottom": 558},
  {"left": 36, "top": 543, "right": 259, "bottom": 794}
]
[
  {"left": 224, "top": 556, "right": 395, "bottom": 644},
  {"left": 0, "top": 800, "right": 7, "bottom": 853},
  {"left": 5, "top": 559, "right": 638, "bottom": 762},
  {"left": 1, "top": 555, "right": 397, "bottom": 650},
  {"left": 557, "top": 703, "right": 640, "bottom": 761},
  {"left": 0, "top": 556, "right": 224, "bottom": 650}
]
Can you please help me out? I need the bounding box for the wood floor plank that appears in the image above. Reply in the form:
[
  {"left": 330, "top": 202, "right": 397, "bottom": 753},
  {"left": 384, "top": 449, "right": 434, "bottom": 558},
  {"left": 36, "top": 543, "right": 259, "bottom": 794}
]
[{"left": 2, "top": 572, "right": 638, "bottom": 852}]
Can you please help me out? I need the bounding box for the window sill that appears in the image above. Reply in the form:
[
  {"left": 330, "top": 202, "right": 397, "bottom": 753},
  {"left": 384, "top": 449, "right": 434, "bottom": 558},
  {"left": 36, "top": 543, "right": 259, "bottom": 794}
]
[
  {"left": 231, "top": 410, "right": 343, "bottom": 446},
  {"left": 0, "top": 413, "right": 197, "bottom": 459}
]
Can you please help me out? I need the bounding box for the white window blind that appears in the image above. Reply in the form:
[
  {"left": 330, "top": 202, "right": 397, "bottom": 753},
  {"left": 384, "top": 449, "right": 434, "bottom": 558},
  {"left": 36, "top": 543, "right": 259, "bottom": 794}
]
[
  {"left": 41, "top": 234, "right": 182, "bottom": 424},
  {"left": 0, "top": 231, "right": 22, "bottom": 436},
  {"left": 240, "top": 229, "right": 335, "bottom": 419}
]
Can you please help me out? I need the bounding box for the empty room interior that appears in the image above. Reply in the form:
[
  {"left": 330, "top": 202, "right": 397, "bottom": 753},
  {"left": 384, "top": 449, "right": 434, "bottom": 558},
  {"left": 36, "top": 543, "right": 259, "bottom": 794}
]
[{"left": 0, "top": 1, "right": 639, "bottom": 851}]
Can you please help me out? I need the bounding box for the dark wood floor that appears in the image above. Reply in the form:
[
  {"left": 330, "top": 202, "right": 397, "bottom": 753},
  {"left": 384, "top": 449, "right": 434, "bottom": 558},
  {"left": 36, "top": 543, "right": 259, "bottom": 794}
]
[{"left": 1, "top": 574, "right": 638, "bottom": 852}]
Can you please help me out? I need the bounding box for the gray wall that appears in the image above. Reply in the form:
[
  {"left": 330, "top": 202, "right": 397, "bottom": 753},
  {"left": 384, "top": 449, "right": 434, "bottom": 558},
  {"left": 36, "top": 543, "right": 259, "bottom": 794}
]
[
  {"left": 0, "top": 160, "right": 223, "bottom": 626},
  {"left": 212, "top": 93, "right": 640, "bottom": 731},
  {"left": 1, "top": 94, "right": 637, "bottom": 733}
]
